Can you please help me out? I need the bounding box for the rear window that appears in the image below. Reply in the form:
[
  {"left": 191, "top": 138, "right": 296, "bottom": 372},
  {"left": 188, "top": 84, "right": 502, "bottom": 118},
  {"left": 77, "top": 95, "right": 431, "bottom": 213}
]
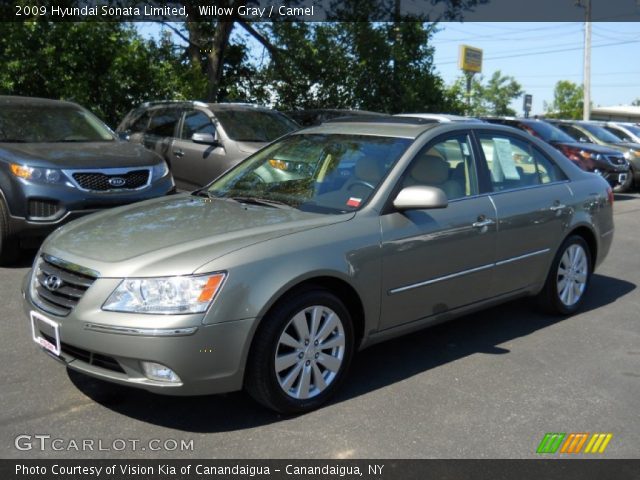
[{"left": 213, "top": 109, "right": 298, "bottom": 142}]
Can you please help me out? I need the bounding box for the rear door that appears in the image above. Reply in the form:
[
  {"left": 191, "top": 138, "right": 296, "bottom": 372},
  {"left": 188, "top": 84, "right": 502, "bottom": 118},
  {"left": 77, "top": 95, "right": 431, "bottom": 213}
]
[
  {"left": 475, "top": 130, "right": 573, "bottom": 294},
  {"left": 142, "top": 107, "right": 181, "bottom": 166}
]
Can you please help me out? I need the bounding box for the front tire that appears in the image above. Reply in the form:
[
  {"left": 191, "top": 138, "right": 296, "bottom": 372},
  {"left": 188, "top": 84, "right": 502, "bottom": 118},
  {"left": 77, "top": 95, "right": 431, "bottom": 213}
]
[
  {"left": 537, "top": 235, "right": 592, "bottom": 315},
  {"left": 245, "top": 289, "right": 354, "bottom": 414}
]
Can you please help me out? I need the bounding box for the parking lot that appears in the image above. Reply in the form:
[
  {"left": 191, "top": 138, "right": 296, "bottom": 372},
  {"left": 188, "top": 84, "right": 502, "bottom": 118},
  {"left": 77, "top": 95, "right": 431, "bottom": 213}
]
[{"left": 2, "top": 192, "right": 639, "bottom": 460}]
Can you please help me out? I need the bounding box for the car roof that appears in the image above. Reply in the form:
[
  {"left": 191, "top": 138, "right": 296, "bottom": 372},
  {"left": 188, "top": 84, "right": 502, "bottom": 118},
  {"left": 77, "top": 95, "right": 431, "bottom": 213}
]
[
  {"left": 397, "top": 113, "right": 481, "bottom": 122},
  {"left": 295, "top": 116, "right": 529, "bottom": 140},
  {"left": 0, "top": 95, "right": 81, "bottom": 109}
]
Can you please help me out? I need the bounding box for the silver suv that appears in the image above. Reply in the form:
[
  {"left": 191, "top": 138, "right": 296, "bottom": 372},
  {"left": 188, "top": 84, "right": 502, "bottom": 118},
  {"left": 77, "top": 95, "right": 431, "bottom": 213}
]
[{"left": 117, "top": 101, "right": 299, "bottom": 190}]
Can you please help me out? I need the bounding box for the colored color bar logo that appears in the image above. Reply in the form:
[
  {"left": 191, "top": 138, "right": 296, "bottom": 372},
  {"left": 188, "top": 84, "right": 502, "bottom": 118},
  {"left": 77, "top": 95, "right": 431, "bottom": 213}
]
[{"left": 537, "top": 433, "right": 612, "bottom": 454}]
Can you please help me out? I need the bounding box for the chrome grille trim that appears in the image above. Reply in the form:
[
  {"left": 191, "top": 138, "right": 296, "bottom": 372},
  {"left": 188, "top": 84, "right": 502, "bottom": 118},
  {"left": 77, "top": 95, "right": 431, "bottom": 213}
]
[
  {"left": 62, "top": 167, "right": 152, "bottom": 192},
  {"left": 32, "top": 255, "right": 98, "bottom": 317}
]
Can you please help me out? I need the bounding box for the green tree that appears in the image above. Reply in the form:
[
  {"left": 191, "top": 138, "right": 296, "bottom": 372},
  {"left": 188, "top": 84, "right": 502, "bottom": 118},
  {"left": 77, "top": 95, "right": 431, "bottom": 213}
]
[
  {"left": 632, "top": 98, "right": 640, "bottom": 106},
  {"left": 447, "top": 70, "right": 522, "bottom": 116},
  {"left": 544, "top": 81, "right": 584, "bottom": 119},
  {"left": 0, "top": 21, "right": 192, "bottom": 126},
  {"left": 252, "top": 22, "right": 459, "bottom": 114}
]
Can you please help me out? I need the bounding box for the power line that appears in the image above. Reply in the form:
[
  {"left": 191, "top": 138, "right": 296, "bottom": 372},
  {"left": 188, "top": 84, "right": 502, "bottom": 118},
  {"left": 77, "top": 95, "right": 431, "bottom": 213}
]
[{"left": 437, "top": 39, "right": 640, "bottom": 65}]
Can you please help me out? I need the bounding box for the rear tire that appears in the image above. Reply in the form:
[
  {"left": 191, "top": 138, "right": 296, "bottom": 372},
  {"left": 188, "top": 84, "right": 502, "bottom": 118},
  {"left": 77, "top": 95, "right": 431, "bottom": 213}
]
[
  {"left": 245, "top": 289, "right": 354, "bottom": 414},
  {"left": 536, "top": 235, "right": 592, "bottom": 315},
  {"left": 0, "top": 197, "right": 19, "bottom": 266}
]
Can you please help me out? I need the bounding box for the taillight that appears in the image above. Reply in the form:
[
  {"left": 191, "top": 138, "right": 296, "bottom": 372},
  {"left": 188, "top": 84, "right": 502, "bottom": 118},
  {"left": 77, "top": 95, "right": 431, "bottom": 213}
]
[{"left": 607, "top": 187, "right": 614, "bottom": 205}]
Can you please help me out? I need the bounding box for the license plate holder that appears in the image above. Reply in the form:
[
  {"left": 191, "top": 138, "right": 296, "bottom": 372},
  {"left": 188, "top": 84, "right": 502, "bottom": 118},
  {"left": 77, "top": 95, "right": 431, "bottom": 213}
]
[{"left": 30, "top": 311, "right": 61, "bottom": 356}]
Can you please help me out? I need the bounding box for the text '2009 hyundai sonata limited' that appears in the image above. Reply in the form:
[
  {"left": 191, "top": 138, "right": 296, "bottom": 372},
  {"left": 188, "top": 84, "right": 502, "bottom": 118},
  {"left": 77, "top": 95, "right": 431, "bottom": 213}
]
[{"left": 24, "top": 117, "right": 614, "bottom": 413}]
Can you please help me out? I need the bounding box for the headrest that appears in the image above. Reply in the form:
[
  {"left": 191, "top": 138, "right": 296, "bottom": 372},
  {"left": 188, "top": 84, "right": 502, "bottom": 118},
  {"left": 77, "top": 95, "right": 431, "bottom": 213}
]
[
  {"left": 355, "top": 156, "right": 384, "bottom": 183},
  {"left": 409, "top": 154, "right": 449, "bottom": 184}
]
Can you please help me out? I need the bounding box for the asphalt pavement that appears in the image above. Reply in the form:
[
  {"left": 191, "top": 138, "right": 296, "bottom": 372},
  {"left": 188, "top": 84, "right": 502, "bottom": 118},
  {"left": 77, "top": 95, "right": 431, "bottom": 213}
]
[{"left": 2, "top": 193, "right": 639, "bottom": 459}]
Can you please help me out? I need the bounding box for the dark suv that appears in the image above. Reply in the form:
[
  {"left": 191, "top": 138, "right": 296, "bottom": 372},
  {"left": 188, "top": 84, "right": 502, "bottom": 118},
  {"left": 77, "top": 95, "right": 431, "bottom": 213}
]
[
  {"left": 117, "top": 101, "right": 299, "bottom": 190},
  {"left": 0, "top": 96, "right": 175, "bottom": 263},
  {"left": 482, "top": 117, "right": 629, "bottom": 191}
]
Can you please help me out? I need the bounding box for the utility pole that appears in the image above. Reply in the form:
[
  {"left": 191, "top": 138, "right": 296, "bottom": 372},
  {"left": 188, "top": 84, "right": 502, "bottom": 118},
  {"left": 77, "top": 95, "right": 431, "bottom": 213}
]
[{"left": 581, "top": 0, "right": 592, "bottom": 120}]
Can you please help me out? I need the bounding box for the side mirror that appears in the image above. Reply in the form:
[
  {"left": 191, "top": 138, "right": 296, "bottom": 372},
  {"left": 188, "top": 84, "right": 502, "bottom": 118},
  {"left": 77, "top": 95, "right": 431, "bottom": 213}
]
[
  {"left": 393, "top": 186, "right": 448, "bottom": 211},
  {"left": 191, "top": 132, "right": 219, "bottom": 145}
]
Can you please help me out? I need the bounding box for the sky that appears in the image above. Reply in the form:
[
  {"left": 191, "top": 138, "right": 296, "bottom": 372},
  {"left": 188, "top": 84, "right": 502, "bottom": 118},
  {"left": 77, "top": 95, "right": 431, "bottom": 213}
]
[{"left": 138, "top": 21, "right": 640, "bottom": 116}]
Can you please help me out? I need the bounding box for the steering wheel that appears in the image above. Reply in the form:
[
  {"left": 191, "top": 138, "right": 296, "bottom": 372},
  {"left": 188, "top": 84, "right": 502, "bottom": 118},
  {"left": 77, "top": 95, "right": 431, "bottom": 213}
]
[{"left": 347, "top": 180, "right": 375, "bottom": 191}]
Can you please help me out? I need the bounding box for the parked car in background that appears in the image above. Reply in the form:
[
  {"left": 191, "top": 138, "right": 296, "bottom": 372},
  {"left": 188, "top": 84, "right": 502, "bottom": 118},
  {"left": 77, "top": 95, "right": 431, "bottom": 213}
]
[
  {"left": 482, "top": 117, "right": 629, "bottom": 191},
  {"left": 117, "top": 101, "right": 299, "bottom": 190},
  {"left": 0, "top": 96, "right": 174, "bottom": 264},
  {"left": 286, "top": 109, "right": 385, "bottom": 127},
  {"left": 547, "top": 119, "right": 640, "bottom": 191},
  {"left": 396, "top": 113, "right": 483, "bottom": 123},
  {"left": 601, "top": 121, "right": 640, "bottom": 144},
  {"left": 25, "top": 118, "right": 613, "bottom": 413}
]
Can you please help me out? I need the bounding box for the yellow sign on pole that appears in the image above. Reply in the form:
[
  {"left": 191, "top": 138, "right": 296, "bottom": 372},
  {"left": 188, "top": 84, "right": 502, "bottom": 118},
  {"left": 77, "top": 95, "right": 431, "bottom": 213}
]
[{"left": 458, "top": 45, "right": 483, "bottom": 73}]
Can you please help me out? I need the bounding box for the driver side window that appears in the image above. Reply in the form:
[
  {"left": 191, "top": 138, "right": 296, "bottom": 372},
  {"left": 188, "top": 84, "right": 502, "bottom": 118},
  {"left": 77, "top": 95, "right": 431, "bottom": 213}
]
[
  {"left": 181, "top": 110, "right": 216, "bottom": 140},
  {"left": 402, "top": 134, "right": 478, "bottom": 200}
]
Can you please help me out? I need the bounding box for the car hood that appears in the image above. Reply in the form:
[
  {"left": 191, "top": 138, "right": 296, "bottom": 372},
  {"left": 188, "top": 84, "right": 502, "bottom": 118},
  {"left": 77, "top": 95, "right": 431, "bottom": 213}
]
[
  {"left": 0, "top": 141, "right": 160, "bottom": 168},
  {"left": 550, "top": 141, "right": 623, "bottom": 155},
  {"left": 43, "top": 194, "right": 354, "bottom": 277},
  {"left": 614, "top": 141, "right": 640, "bottom": 151},
  {"left": 235, "top": 141, "right": 267, "bottom": 154}
]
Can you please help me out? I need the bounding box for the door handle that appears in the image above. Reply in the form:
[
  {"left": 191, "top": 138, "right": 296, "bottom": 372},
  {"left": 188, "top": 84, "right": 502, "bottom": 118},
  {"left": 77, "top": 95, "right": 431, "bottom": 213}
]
[
  {"left": 549, "top": 203, "right": 566, "bottom": 212},
  {"left": 472, "top": 218, "right": 495, "bottom": 229},
  {"left": 173, "top": 149, "right": 184, "bottom": 158}
]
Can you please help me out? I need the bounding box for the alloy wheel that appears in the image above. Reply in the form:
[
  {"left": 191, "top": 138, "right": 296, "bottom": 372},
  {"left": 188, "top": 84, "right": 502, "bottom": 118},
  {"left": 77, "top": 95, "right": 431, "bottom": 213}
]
[{"left": 556, "top": 244, "right": 588, "bottom": 307}]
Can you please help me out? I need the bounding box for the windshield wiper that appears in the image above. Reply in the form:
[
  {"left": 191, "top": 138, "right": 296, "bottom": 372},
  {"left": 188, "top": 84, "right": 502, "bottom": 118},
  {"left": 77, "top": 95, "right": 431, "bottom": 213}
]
[
  {"left": 192, "top": 190, "right": 213, "bottom": 198},
  {"left": 230, "top": 196, "right": 293, "bottom": 209},
  {"left": 0, "top": 139, "right": 28, "bottom": 143}
]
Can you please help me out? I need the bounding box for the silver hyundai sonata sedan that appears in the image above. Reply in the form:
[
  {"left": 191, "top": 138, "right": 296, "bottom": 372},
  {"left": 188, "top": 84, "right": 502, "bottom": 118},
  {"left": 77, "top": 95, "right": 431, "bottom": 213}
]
[{"left": 23, "top": 117, "right": 614, "bottom": 413}]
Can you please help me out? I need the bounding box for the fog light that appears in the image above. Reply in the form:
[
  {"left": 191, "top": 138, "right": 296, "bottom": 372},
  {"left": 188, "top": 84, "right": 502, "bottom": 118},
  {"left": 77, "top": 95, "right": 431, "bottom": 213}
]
[{"left": 141, "top": 361, "right": 181, "bottom": 383}]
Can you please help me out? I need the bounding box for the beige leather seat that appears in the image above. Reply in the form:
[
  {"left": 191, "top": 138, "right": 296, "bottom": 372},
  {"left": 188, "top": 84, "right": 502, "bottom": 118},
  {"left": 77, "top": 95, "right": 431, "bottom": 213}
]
[{"left": 404, "top": 154, "right": 464, "bottom": 199}]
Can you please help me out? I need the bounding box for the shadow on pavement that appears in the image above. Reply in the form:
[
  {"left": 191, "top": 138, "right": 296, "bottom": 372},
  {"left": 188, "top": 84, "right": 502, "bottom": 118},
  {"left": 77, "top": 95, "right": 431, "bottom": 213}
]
[{"left": 68, "top": 273, "right": 635, "bottom": 433}]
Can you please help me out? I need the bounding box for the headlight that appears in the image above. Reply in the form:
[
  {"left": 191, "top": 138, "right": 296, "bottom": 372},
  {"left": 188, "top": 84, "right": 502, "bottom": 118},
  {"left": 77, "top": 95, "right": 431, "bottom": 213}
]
[
  {"left": 102, "top": 272, "right": 226, "bottom": 314},
  {"left": 623, "top": 151, "right": 632, "bottom": 160},
  {"left": 152, "top": 161, "right": 169, "bottom": 179},
  {"left": 10, "top": 163, "right": 64, "bottom": 183},
  {"left": 580, "top": 151, "right": 602, "bottom": 162}
]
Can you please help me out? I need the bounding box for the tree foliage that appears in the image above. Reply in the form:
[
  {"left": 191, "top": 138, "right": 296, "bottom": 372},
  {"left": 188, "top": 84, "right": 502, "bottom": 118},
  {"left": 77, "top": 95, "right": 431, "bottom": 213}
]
[
  {"left": 447, "top": 70, "right": 523, "bottom": 116},
  {"left": 0, "top": 21, "right": 190, "bottom": 126},
  {"left": 544, "top": 80, "right": 584, "bottom": 119},
  {"left": 252, "top": 22, "right": 458, "bottom": 113}
]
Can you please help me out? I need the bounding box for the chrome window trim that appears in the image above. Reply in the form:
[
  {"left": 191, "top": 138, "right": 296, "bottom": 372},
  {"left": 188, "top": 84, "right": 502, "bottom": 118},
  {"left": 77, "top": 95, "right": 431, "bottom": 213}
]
[
  {"left": 84, "top": 323, "right": 198, "bottom": 337},
  {"left": 389, "top": 248, "right": 550, "bottom": 295},
  {"left": 62, "top": 167, "right": 152, "bottom": 193}
]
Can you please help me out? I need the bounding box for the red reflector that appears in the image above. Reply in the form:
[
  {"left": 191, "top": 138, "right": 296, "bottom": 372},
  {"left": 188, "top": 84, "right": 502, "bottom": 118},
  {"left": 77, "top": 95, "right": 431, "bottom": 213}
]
[{"left": 607, "top": 187, "right": 614, "bottom": 205}]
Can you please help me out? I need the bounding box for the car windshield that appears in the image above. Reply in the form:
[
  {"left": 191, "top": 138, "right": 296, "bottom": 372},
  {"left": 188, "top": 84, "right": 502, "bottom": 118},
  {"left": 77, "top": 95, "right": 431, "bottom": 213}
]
[
  {"left": 0, "top": 105, "right": 115, "bottom": 143},
  {"left": 205, "top": 133, "right": 411, "bottom": 214},
  {"left": 527, "top": 122, "right": 576, "bottom": 143},
  {"left": 213, "top": 108, "right": 299, "bottom": 142},
  {"left": 580, "top": 123, "right": 623, "bottom": 143}
]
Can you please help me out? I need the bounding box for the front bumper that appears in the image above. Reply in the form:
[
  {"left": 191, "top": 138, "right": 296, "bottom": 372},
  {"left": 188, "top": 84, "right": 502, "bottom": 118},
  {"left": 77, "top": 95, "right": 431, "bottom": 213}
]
[
  {"left": 22, "top": 274, "right": 254, "bottom": 396},
  {"left": 7, "top": 175, "right": 175, "bottom": 241}
]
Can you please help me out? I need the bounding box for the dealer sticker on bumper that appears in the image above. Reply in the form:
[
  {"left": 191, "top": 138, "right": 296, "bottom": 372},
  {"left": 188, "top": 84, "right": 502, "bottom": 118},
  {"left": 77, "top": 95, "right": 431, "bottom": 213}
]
[{"left": 30, "top": 311, "right": 61, "bottom": 356}]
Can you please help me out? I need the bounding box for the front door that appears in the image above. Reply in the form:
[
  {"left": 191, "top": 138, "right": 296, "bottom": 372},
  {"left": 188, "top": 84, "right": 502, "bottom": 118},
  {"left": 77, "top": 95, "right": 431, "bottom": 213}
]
[
  {"left": 172, "top": 109, "right": 227, "bottom": 190},
  {"left": 379, "top": 133, "right": 498, "bottom": 331}
]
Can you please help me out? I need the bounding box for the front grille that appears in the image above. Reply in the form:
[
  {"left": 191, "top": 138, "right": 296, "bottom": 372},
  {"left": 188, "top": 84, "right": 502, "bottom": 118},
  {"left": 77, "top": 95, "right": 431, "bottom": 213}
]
[
  {"left": 33, "top": 256, "right": 97, "bottom": 316},
  {"left": 607, "top": 155, "right": 626, "bottom": 166},
  {"left": 27, "top": 199, "right": 62, "bottom": 219},
  {"left": 40, "top": 333, "right": 125, "bottom": 374},
  {"left": 72, "top": 169, "right": 149, "bottom": 191}
]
